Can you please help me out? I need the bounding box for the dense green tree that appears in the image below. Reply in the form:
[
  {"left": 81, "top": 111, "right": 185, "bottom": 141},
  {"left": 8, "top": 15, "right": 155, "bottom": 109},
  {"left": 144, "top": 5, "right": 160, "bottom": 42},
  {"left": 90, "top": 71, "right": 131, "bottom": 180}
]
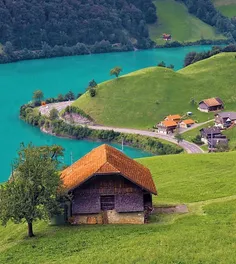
[
  {"left": 157, "top": 61, "right": 166, "bottom": 67},
  {"left": 65, "top": 91, "right": 75, "bottom": 101},
  {"left": 33, "top": 90, "right": 44, "bottom": 102},
  {"left": 174, "top": 132, "right": 183, "bottom": 144},
  {"left": 88, "top": 79, "right": 98, "bottom": 88},
  {"left": 110, "top": 67, "right": 122, "bottom": 78},
  {"left": 57, "top": 94, "right": 65, "bottom": 102},
  {"left": 0, "top": 144, "right": 66, "bottom": 237},
  {"left": 3, "top": 41, "right": 14, "bottom": 56},
  {"left": 49, "top": 108, "right": 59, "bottom": 120},
  {"left": 89, "top": 88, "right": 96, "bottom": 97}
]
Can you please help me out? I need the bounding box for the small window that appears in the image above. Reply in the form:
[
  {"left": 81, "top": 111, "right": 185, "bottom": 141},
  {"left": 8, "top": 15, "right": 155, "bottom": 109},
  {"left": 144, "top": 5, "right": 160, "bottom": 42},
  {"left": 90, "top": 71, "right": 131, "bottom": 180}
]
[{"left": 100, "top": 195, "right": 115, "bottom": 210}]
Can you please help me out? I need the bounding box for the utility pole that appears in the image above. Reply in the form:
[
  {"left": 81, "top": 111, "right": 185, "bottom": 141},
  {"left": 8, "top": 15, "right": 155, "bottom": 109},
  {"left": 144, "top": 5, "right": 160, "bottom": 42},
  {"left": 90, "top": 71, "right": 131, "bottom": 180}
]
[
  {"left": 70, "top": 151, "right": 73, "bottom": 165},
  {"left": 210, "top": 130, "right": 213, "bottom": 153}
]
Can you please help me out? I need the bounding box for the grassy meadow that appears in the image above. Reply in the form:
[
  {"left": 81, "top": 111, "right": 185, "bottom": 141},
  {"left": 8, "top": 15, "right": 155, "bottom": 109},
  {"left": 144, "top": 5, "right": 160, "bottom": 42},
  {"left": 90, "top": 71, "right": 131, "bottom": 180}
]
[
  {"left": 74, "top": 53, "right": 236, "bottom": 129},
  {"left": 1, "top": 152, "right": 236, "bottom": 263},
  {"left": 148, "top": 0, "right": 225, "bottom": 44},
  {"left": 213, "top": 0, "right": 236, "bottom": 18},
  {"left": 223, "top": 126, "right": 236, "bottom": 149}
]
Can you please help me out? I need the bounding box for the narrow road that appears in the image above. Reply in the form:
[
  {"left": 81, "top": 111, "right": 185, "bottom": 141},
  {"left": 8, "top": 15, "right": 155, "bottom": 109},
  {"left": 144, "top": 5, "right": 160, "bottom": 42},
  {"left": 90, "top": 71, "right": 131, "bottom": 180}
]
[
  {"left": 87, "top": 125, "right": 204, "bottom": 154},
  {"left": 39, "top": 101, "right": 204, "bottom": 154},
  {"left": 179, "top": 119, "right": 214, "bottom": 134}
]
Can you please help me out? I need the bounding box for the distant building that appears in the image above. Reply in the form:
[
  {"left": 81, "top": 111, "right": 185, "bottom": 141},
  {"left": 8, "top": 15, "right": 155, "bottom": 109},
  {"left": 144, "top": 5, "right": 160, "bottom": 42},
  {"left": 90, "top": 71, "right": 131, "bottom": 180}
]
[
  {"left": 200, "top": 127, "right": 222, "bottom": 144},
  {"left": 200, "top": 127, "right": 228, "bottom": 150},
  {"left": 179, "top": 119, "right": 195, "bottom": 128},
  {"left": 61, "top": 144, "right": 157, "bottom": 225},
  {"left": 208, "top": 137, "right": 228, "bottom": 151},
  {"left": 215, "top": 112, "right": 236, "bottom": 128},
  {"left": 162, "top": 33, "right": 171, "bottom": 41},
  {"left": 165, "top": 114, "right": 181, "bottom": 123},
  {"left": 198, "top": 97, "right": 224, "bottom": 112},
  {"left": 157, "top": 120, "right": 177, "bottom": 134}
]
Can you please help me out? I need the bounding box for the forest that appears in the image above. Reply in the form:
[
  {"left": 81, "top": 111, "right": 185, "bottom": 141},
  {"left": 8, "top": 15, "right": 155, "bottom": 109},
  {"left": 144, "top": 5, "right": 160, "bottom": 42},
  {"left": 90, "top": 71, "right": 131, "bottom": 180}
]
[
  {"left": 0, "top": 0, "right": 156, "bottom": 61},
  {"left": 0, "top": 0, "right": 236, "bottom": 63}
]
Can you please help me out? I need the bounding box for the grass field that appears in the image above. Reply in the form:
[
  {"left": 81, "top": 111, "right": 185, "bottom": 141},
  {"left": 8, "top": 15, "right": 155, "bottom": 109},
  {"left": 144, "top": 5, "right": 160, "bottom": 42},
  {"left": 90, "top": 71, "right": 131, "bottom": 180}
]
[
  {"left": 148, "top": 0, "right": 225, "bottom": 44},
  {"left": 223, "top": 126, "right": 236, "bottom": 149},
  {"left": 213, "top": 0, "right": 236, "bottom": 18},
  {"left": 74, "top": 53, "right": 236, "bottom": 129},
  {"left": 1, "top": 152, "right": 236, "bottom": 263}
]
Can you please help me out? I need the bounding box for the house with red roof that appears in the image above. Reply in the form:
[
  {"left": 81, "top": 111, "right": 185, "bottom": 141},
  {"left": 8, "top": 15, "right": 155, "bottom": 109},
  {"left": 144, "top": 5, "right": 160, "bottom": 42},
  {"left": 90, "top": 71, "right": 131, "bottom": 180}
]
[
  {"left": 198, "top": 97, "right": 224, "bottom": 112},
  {"left": 61, "top": 144, "right": 157, "bottom": 225},
  {"left": 180, "top": 119, "right": 195, "bottom": 128},
  {"left": 157, "top": 120, "right": 178, "bottom": 134}
]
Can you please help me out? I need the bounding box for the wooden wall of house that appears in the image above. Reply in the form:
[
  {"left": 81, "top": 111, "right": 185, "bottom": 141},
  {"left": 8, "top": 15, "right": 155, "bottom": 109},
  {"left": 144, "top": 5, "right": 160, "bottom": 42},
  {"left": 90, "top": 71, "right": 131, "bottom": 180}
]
[{"left": 72, "top": 174, "right": 146, "bottom": 215}]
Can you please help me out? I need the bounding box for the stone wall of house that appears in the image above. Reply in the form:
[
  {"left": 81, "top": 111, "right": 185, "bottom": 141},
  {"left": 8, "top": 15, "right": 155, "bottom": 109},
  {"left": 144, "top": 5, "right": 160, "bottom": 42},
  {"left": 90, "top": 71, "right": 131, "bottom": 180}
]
[{"left": 72, "top": 210, "right": 144, "bottom": 225}]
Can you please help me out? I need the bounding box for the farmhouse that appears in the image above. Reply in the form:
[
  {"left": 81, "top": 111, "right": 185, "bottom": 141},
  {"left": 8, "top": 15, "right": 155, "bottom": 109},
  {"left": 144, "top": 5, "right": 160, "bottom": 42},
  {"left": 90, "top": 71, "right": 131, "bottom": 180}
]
[
  {"left": 157, "top": 120, "right": 177, "bottom": 134},
  {"left": 200, "top": 127, "right": 228, "bottom": 150},
  {"left": 200, "top": 127, "right": 227, "bottom": 142},
  {"left": 165, "top": 114, "right": 181, "bottom": 122},
  {"left": 179, "top": 119, "right": 195, "bottom": 128},
  {"left": 198, "top": 97, "right": 224, "bottom": 112},
  {"left": 215, "top": 112, "right": 236, "bottom": 128},
  {"left": 162, "top": 33, "right": 171, "bottom": 41},
  {"left": 61, "top": 144, "right": 157, "bottom": 225}
]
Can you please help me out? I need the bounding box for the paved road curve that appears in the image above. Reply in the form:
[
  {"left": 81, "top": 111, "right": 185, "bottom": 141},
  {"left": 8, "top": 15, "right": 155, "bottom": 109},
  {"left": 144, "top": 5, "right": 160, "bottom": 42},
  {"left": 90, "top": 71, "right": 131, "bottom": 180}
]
[
  {"left": 39, "top": 101, "right": 204, "bottom": 154},
  {"left": 87, "top": 125, "right": 204, "bottom": 154}
]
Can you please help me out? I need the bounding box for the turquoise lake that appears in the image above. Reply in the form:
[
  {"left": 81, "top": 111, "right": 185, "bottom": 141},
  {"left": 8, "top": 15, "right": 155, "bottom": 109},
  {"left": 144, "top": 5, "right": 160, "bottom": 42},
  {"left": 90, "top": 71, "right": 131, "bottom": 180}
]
[{"left": 0, "top": 46, "right": 214, "bottom": 182}]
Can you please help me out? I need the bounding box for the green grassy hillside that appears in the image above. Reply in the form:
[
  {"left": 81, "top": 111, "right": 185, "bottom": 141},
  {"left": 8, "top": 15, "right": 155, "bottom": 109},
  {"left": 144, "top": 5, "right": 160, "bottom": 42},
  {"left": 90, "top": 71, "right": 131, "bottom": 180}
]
[
  {"left": 74, "top": 53, "right": 236, "bottom": 129},
  {"left": 1, "top": 152, "right": 236, "bottom": 263},
  {"left": 149, "top": 0, "right": 225, "bottom": 44},
  {"left": 213, "top": 0, "right": 236, "bottom": 18}
]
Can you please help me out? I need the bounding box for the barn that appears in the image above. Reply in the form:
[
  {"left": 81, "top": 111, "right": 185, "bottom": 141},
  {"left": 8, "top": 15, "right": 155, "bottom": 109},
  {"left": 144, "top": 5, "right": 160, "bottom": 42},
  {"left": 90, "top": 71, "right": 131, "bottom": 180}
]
[{"left": 61, "top": 144, "right": 157, "bottom": 225}]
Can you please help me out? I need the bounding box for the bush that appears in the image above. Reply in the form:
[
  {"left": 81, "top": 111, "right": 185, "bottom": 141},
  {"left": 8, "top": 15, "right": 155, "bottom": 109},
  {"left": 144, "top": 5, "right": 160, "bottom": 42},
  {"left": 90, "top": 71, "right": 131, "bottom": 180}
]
[
  {"left": 49, "top": 108, "right": 59, "bottom": 120},
  {"left": 89, "top": 88, "right": 96, "bottom": 97},
  {"left": 192, "top": 135, "right": 202, "bottom": 145}
]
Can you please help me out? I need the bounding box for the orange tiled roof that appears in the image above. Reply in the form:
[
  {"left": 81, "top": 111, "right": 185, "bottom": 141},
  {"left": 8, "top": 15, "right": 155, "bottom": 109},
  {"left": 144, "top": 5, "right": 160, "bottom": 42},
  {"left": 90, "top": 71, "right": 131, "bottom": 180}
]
[
  {"left": 181, "top": 119, "right": 195, "bottom": 125},
  {"left": 202, "top": 98, "right": 222, "bottom": 107},
  {"left": 161, "top": 120, "right": 178, "bottom": 127},
  {"left": 61, "top": 144, "right": 157, "bottom": 194},
  {"left": 165, "top": 114, "right": 181, "bottom": 121}
]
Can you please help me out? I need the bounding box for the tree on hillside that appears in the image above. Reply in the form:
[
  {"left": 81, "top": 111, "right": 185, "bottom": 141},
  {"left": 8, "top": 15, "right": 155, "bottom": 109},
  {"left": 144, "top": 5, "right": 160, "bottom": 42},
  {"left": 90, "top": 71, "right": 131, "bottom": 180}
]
[
  {"left": 57, "top": 94, "right": 65, "bottom": 102},
  {"left": 33, "top": 90, "right": 44, "bottom": 102},
  {"left": 65, "top": 91, "right": 75, "bottom": 101},
  {"left": 49, "top": 108, "right": 59, "bottom": 120},
  {"left": 157, "top": 61, "right": 166, "bottom": 67},
  {"left": 88, "top": 79, "right": 98, "bottom": 88},
  {"left": 110, "top": 67, "right": 122, "bottom": 78},
  {"left": 175, "top": 132, "right": 183, "bottom": 144},
  {"left": 3, "top": 41, "right": 14, "bottom": 56},
  {"left": 0, "top": 144, "right": 66, "bottom": 238}
]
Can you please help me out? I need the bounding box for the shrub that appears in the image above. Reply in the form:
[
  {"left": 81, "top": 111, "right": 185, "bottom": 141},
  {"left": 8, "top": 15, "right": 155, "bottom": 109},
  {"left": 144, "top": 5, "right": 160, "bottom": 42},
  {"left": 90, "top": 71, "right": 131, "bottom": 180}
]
[
  {"left": 49, "top": 108, "right": 59, "bottom": 120},
  {"left": 89, "top": 88, "right": 96, "bottom": 97},
  {"left": 192, "top": 135, "right": 202, "bottom": 145}
]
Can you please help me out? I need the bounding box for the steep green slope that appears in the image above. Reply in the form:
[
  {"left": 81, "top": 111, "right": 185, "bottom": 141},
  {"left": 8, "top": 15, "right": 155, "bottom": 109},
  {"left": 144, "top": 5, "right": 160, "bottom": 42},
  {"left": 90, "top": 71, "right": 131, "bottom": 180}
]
[
  {"left": 149, "top": 0, "right": 225, "bottom": 44},
  {"left": 213, "top": 0, "right": 236, "bottom": 18},
  {"left": 74, "top": 53, "right": 236, "bottom": 129},
  {"left": 1, "top": 152, "right": 236, "bottom": 263}
]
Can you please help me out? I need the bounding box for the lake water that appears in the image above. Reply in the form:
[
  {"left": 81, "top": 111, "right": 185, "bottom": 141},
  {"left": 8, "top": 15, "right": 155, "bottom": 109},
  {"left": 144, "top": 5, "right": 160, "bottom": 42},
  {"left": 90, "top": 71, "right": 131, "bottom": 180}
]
[{"left": 0, "top": 46, "right": 214, "bottom": 182}]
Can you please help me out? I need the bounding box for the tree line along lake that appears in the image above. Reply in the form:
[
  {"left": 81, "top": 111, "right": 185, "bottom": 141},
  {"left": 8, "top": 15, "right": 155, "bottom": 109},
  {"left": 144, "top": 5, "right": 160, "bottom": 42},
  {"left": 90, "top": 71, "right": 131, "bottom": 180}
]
[{"left": 0, "top": 45, "right": 214, "bottom": 182}]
